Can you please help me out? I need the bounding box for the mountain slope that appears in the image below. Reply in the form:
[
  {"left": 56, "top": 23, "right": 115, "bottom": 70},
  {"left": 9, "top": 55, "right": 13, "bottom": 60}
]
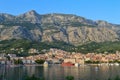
[{"left": 0, "top": 10, "right": 120, "bottom": 45}]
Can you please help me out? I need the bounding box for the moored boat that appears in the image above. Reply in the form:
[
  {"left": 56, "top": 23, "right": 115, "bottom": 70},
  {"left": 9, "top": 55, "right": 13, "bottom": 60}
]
[
  {"left": 109, "top": 63, "right": 114, "bottom": 66},
  {"left": 75, "top": 63, "right": 80, "bottom": 67},
  {"left": 61, "top": 62, "right": 74, "bottom": 66},
  {"left": 114, "top": 63, "right": 119, "bottom": 66},
  {"left": 43, "top": 61, "right": 49, "bottom": 67}
]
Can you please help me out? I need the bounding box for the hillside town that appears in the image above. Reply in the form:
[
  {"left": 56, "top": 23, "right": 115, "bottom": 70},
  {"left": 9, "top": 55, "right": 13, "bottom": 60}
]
[{"left": 0, "top": 48, "right": 120, "bottom": 66}]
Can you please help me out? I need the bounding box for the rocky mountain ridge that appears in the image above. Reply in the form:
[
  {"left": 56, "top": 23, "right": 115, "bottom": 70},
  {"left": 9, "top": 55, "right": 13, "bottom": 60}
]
[{"left": 0, "top": 10, "right": 120, "bottom": 45}]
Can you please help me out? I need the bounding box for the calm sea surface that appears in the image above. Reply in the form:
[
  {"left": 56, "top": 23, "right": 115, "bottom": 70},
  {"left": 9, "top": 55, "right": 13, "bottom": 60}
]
[{"left": 0, "top": 64, "right": 120, "bottom": 80}]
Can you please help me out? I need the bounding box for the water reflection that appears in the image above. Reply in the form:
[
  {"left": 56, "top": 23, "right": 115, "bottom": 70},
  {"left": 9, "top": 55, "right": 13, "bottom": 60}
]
[{"left": 0, "top": 65, "right": 120, "bottom": 80}]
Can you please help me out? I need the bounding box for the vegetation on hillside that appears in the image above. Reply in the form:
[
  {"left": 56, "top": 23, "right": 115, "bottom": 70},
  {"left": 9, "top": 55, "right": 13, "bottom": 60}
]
[
  {"left": 0, "top": 22, "right": 41, "bottom": 30},
  {"left": 0, "top": 39, "right": 120, "bottom": 56},
  {"left": 0, "top": 39, "right": 75, "bottom": 56},
  {"left": 76, "top": 41, "right": 120, "bottom": 53}
]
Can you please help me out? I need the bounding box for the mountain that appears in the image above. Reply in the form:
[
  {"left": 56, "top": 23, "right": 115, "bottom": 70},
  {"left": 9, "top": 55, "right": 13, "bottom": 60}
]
[{"left": 0, "top": 10, "right": 120, "bottom": 45}]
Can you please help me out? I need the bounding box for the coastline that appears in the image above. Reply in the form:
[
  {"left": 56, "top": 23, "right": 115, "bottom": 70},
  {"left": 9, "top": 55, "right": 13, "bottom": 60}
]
[{"left": 0, "top": 63, "right": 119, "bottom": 68}]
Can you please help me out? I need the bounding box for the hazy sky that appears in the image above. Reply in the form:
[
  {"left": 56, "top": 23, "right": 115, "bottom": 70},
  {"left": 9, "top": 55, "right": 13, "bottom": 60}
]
[{"left": 0, "top": 0, "right": 120, "bottom": 24}]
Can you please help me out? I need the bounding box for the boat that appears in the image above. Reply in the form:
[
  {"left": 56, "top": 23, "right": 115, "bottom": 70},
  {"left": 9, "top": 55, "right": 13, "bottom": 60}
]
[
  {"left": 114, "top": 63, "right": 119, "bottom": 66},
  {"left": 61, "top": 62, "right": 74, "bottom": 66},
  {"left": 109, "top": 63, "right": 114, "bottom": 66},
  {"left": 43, "top": 61, "right": 49, "bottom": 67},
  {"left": 75, "top": 63, "right": 80, "bottom": 67}
]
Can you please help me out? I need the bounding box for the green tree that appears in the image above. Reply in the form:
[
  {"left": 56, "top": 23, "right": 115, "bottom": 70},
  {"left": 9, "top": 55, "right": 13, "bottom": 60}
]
[
  {"left": 14, "top": 59, "right": 23, "bottom": 64},
  {"left": 114, "top": 75, "right": 120, "bottom": 80},
  {"left": 35, "top": 59, "right": 45, "bottom": 64},
  {"left": 25, "top": 75, "right": 44, "bottom": 80},
  {"left": 66, "top": 76, "right": 74, "bottom": 80}
]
